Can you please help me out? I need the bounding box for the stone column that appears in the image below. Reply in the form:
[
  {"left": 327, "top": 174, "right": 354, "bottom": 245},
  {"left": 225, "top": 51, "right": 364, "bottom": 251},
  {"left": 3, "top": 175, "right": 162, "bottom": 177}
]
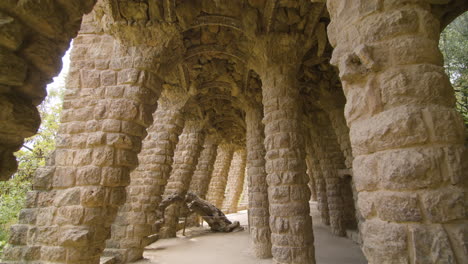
[
  {"left": 188, "top": 135, "right": 220, "bottom": 199},
  {"left": 245, "top": 105, "right": 272, "bottom": 258},
  {"left": 104, "top": 97, "right": 185, "bottom": 262},
  {"left": 206, "top": 144, "right": 235, "bottom": 208},
  {"left": 238, "top": 169, "right": 249, "bottom": 211},
  {"left": 327, "top": 1, "right": 467, "bottom": 263},
  {"left": 306, "top": 143, "right": 329, "bottom": 225},
  {"left": 259, "top": 48, "right": 315, "bottom": 263},
  {"left": 186, "top": 135, "right": 219, "bottom": 226},
  {"left": 159, "top": 120, "right": 206, "bottom": 238},
  {"left": 309, "top": 112, "right": 347, "bottom": 236},
  {"left": 305, "top": 156, "right": 318, "bottom": 202},
  {"left": 222, "top": 149, "right": 247, "bottom": 213},
  {"left": 4, "top": 15, "right": 162, "bottom": 264}
]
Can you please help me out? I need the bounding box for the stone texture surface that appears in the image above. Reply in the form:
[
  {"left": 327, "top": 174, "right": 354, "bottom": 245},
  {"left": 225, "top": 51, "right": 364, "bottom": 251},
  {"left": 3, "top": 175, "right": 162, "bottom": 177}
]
[
  {"left": 222, "top": 149, "right": 247, "bottom": 214},
  {"left": 245, "top": 105, "right": 272, "bottom": 259},
  {"left": 206, "top": 145, "right": 235, "bottom": 209},
  {"left": 159, "top": 120, "right": 205, "bottom": 238},
  {"left": 328, "top": 0, "right": 468, "bottom": 263},
  {"left": 104, "top": 98, "right": 185, "bottom": 263},
  {"left": 2, "top": 0, "right": 467, "bottom": 264}
]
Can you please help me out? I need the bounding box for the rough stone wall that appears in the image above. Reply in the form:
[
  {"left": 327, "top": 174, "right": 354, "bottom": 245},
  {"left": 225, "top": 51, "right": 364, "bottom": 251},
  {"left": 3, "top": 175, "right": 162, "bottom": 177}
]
[
  {"left": 104, "top": 102, "right": 185, "bottom": 263},
  {"left": 222, "top": 149, "right": 247, "bottom": 214},
  {"left": 245, "top": 105, "right": 272, "bottom": 258},
  {"left": 206, "top": 144, "right": 235, "bottom": 208},
  {"left": 0, "top": 0, "right": 96, "bottom": 180},
  {"left": 3, "top": 12, "right": 162, "bottom": 263},
  {"left": 159, "top": 120, "right": 205, "bottom": 238},
  {"left": 327, "top": 1, "right": 468, "bottom": 263}
]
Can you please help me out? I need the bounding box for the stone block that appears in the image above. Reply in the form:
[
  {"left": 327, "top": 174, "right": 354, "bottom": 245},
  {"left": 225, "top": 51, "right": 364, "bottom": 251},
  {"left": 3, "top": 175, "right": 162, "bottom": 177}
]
[
  {"left": 0, "top": 11, "right": 25, "bottom": 50},
  {"left": 40, "top": 246, "right": 66, "bottom": 262},
  {"left": 362, "top": 219, "right": 408, "bottom": 263},
  {"left": 0, "top": 47, "right": 27, "bottom": 86},
  {"left": 118, "top": 68, "right": 140, "bottom": 84},
  {"left": 101, "top": 70, "right": 117, "bottom": 86},
  {"left": 33, "top": 166, "right": 55, "bottom": 190},
  {"left": 420, "top": 187, "right": 465, "bottom": 223},
  {"left": 22, "top": 34, "right": 63, "bottom": 77},
  {"left": 409, "top": 224, "right": 456, "bottom": 263},
  {"left": 16, "top": 0, "right": 64, "bottom": 39},
  {"left": 18, "top": 208, "right": 37, "bottom": 225},
  {"left": 53, "top": 188, "right": 81, "bottom": 207},
  {"left": 349, "top": 106, "right": 428, "bottom": 155},
  {"left": 52, "top": 166, "right": 76, "bottom": 188},
  {"left": 9, "top": 224, "right": 28, "bottom": 245},
  {"left": 55, "top": 206, "right": 84, "bottom": 225},
  {"left": 36, "top": 225, "right": 59, "bottom": 245},
  {"left": 58, "top": 226, "right": 91, "bottom": 247},
  {"left": 81, "top": 186, "right": 107, "bottom": 207},
  {"left": 76, "top": 166, "right": 102, "bottom": 186},
  {"left": 375, "top": 192, "right": 422, "bottom": 222}
]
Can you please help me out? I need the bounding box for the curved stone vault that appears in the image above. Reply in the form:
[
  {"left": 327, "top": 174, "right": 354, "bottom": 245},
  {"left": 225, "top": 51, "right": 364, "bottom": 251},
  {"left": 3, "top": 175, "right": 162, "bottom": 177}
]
[{"left": 0, "top": 0, "right": 467, "bottom": 264}]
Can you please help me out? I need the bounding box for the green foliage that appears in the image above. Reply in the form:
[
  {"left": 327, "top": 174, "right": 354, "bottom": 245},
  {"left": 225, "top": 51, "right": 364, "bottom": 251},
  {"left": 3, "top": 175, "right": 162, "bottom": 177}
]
[
  {"left": 439, "top": 12, "right": 468, "bottom": 126},
  {"left": 0, "top": 85, "right": 64, "bottom": 255}
]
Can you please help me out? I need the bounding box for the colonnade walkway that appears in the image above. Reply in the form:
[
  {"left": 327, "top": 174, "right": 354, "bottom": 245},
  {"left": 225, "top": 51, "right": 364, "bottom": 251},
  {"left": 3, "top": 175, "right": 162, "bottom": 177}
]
[{"left": 131, "top": 206, "right": 367, "bottom": 264}]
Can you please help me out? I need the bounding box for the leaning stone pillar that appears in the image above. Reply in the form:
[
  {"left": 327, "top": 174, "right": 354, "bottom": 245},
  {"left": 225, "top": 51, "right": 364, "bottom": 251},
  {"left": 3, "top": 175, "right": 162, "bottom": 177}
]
[
  {"left": 306, "top": 143, "right": 329, "bottom": 225},
  {"left": 104, "top": 95, "right": 186, "bottom": 262},
  {"left": 245, "top": 105, "right": 272, "bottom": 258},
  {"left": 206, "top": 144, "right": 235, "bottom": 208},
  {"left": 159, "top": 120, "right": 206, "bottom": 238},
  {"left": 222, "top": 149, "right": 247, "bottom": 213},
  {"left": 305, "top": 156, "right": 318, "bottom": 202},
  {"left": 327, "top": 1, "right": 468, "bottom": 263},
  {"left": 4, "top": 16, "right": 162, "bottom": 264},
  {"left": 258, "top": 43, "right": 315, "bottom": 263},
  {"left": 185, "top": 135, "right": 220, "bottom": 226}
]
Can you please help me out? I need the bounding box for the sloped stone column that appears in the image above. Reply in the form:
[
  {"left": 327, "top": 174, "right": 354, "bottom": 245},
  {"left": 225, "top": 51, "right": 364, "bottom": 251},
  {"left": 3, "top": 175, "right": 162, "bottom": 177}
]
[
  {"left": 4, "top": 15, "right": 162, "bottom": 263},
  {"left": 245, "top": 105, "right": 272, "bottom": 258},
  {"left": 308, "top": 112, "right": 347, "bottom": 236},
  {"left": 222, "top": 149, "right": 247, "bottom": 213},
  {"left": 0, "top": 0, "right": 96, "bottom": 181},
  {"left": 159, "top": 120, "right": 206, "bottom": 238},
  {"left": 260, "top": 59, "right": 315, "bottom": 263},
  {"left": 305, "top": 156, "right": 318, "bottom": 202},
  {"left": 185, "top": 135, "right": 220, "bottom": 226},
  {"left": 188, "top": 135, "right": 220, "bottom": 199},
  {"left": 206, "top": 144, "right": 235, "bottom": 208},
  {"left": 104, "top": 98, "right": 185, "bottom": 262},
  {"left": 238, "top": 169, "right": 249, "bottom": 211},
  {"left": 327, "top": 1, "right": 468, "bottom": 263},
  {"left": 306, "top": 143, "right": 329, "bottom": 225}
]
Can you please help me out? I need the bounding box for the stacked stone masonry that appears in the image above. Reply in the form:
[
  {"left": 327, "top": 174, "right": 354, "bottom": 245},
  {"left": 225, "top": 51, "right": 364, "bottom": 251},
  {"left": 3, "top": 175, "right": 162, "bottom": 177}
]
[
  {"left": 222, "top": 149, "right": 247, "bottom": 214},
  {"left": 104, "top": 101, "right": 185, "bottom": 263},
  {"left": 1, "top": 1, "right": 467, "bottom": 264},
  {"left": 159, "top": 120, "right": 205, "bottom": 238},
  {"left": 206, "top": 145, "right": 235, "bottom": 209}
]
